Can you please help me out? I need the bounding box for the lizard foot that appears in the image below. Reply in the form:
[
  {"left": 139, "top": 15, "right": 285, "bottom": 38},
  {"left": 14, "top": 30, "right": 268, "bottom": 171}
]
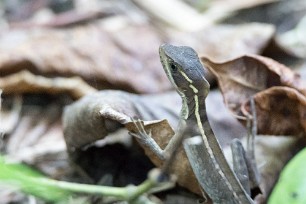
[{"left": 129, "top": 118, "right": 153, "bottom": 145}]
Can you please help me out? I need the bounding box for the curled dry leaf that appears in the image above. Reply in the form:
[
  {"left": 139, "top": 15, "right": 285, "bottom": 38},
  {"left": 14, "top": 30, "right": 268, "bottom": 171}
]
[
  {"left": 0, "top": 70, "right": 97, "bottom": 99},
  {"left": 63, "top": 90, "right": 180, "bottom": 152},
  {"left": 201, "top": 54, "right": 306, "bottom": 135},
  {"left": 242, "top": 87, "right": 306, "bottom": 135}
]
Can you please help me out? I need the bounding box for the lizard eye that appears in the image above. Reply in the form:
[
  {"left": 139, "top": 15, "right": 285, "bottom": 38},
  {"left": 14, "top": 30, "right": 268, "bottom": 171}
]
[{"left": 170, "top": 63, "right": 177, "bottom": 72}]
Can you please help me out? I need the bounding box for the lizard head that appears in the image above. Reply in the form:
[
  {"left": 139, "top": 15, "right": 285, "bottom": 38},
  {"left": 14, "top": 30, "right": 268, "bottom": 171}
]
[{"left": 159, "top": 44, "right": 210, "bottom": 100}]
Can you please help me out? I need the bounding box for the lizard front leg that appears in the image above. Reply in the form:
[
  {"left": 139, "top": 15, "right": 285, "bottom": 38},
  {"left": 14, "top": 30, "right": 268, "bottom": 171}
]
[{"left": 130, "top": 118, "right": 187, "bottom": 161}]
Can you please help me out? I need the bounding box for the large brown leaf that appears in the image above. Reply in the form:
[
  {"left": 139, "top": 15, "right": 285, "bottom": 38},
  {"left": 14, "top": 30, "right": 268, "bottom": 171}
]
[
  {"left": 242, "top": 87, "right": 306, "bottom": 135},
  {"left": 0, "top": 19, "right": 170, "bottom": 93},
  {"left": 201, "top": 54, "right": 306, "bottom": 135}
]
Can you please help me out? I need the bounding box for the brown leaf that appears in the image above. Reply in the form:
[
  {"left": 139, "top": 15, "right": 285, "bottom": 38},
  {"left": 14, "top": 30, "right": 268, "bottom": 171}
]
[
  {"left": 0, "top": 70, "right": 97, "bottom": 99},
  {"left": 0, "top": 20, "right": 169, "bottom": 93},
  {"left": 173, "top": 23, "right": 275, "bottom": 62},
  {"left": 201, "top": 55, "right": 305, "bottom": 109},
  {"left": 243, "top": 87, "right": 306, "bottom": 135},
  {"left": 63, "top": 90, "right": 181, "bottom": 151},
  {"left": 201, "top": 54, "right": 306, "bottom": 135}
]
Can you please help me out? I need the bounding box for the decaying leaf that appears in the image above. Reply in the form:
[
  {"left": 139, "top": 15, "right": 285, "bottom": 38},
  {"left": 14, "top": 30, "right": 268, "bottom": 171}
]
[
  {"left": 201, "top": 54, "right": 305, "bottom": 112},
  {"left": 0, "top": 70, "right": 97, "bottom": 99},
  {"left": 201, "top": 54, "right": 306, "bottom": 135},
  {"left": 243, "top": 87, "right": 306, "bottom": 135},
  {"left": 3, "top": 100, "right": 69, "bottom": 180},
  {"left": 173, "top": 23, "right": 275, "bottom": 62},
  {"left": 63, "top": 90, "right": 181, "bottom": 151},
  {"left": 0, "top": 19, "right": 170, "bottom": 93}
]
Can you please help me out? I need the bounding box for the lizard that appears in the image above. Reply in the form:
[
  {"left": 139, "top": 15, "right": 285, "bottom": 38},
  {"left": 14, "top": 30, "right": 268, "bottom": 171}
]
[{"left": 131, "top": 44, "right": 259, "bottom": 204}]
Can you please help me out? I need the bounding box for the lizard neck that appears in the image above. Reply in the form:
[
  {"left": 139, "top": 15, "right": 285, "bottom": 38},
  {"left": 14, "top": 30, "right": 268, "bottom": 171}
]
[
  {"left": 187, "top": 93, "right": 207, "bottom": 123},
  {"left": 181, "top": 92, "right": 210, "bottom": 135}
]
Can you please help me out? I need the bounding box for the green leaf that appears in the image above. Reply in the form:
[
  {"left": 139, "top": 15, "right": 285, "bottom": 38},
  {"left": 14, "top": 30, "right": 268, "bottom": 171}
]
[
  {"left": 269, "top": 147, "right": 306, "bottom": 204},
  {"left": 0, "top": 155, "right": 71, "bottom": 202},
  {"left": 0, "top": 155, "right": 169, "bottom": 202}
]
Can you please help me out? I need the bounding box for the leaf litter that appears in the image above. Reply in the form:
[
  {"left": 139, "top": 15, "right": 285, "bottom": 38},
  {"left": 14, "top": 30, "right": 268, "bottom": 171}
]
[{"left": 0, "top": 0, "right": 306, "bottom": 203}]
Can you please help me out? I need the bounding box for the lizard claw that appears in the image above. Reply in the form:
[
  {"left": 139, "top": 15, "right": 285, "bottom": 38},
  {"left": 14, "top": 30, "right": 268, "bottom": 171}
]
[{"left": 129, "top": 117, "right": 152, "bottom": 144}]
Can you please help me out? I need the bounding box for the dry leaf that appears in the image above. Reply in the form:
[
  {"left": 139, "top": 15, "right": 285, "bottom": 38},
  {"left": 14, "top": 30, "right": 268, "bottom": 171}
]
[
  {"left": 0, "top": 70, "right": 97, "bottom": 99},
  {"left": 201, "top": 54, "right": 306, "bottom": 135},
  {"left": 133, "top": 0, "right": 275, "bottom": 32},
  {"left": 173, "top": 23, "right": 275, "bottom": 62},
  {"left": 0, "top": 19, "right": 170, "bottom": 93},
  {"left": 243, "top": 87, "right": 306, "bottom": 135},
  {"left": 4, "top": 101, "right": 69, "bottom": 179},
  {"left": 63, "top": 90, "right": 181, "bottom": 153},
  {"left": 202, "top": 55, "right": 303, "bottom": 101}
]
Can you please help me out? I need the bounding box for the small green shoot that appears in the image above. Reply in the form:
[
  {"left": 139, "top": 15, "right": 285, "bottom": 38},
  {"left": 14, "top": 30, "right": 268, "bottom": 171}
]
[{"left": 0, "top": 155, "right": 174, "bottom": 203}]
